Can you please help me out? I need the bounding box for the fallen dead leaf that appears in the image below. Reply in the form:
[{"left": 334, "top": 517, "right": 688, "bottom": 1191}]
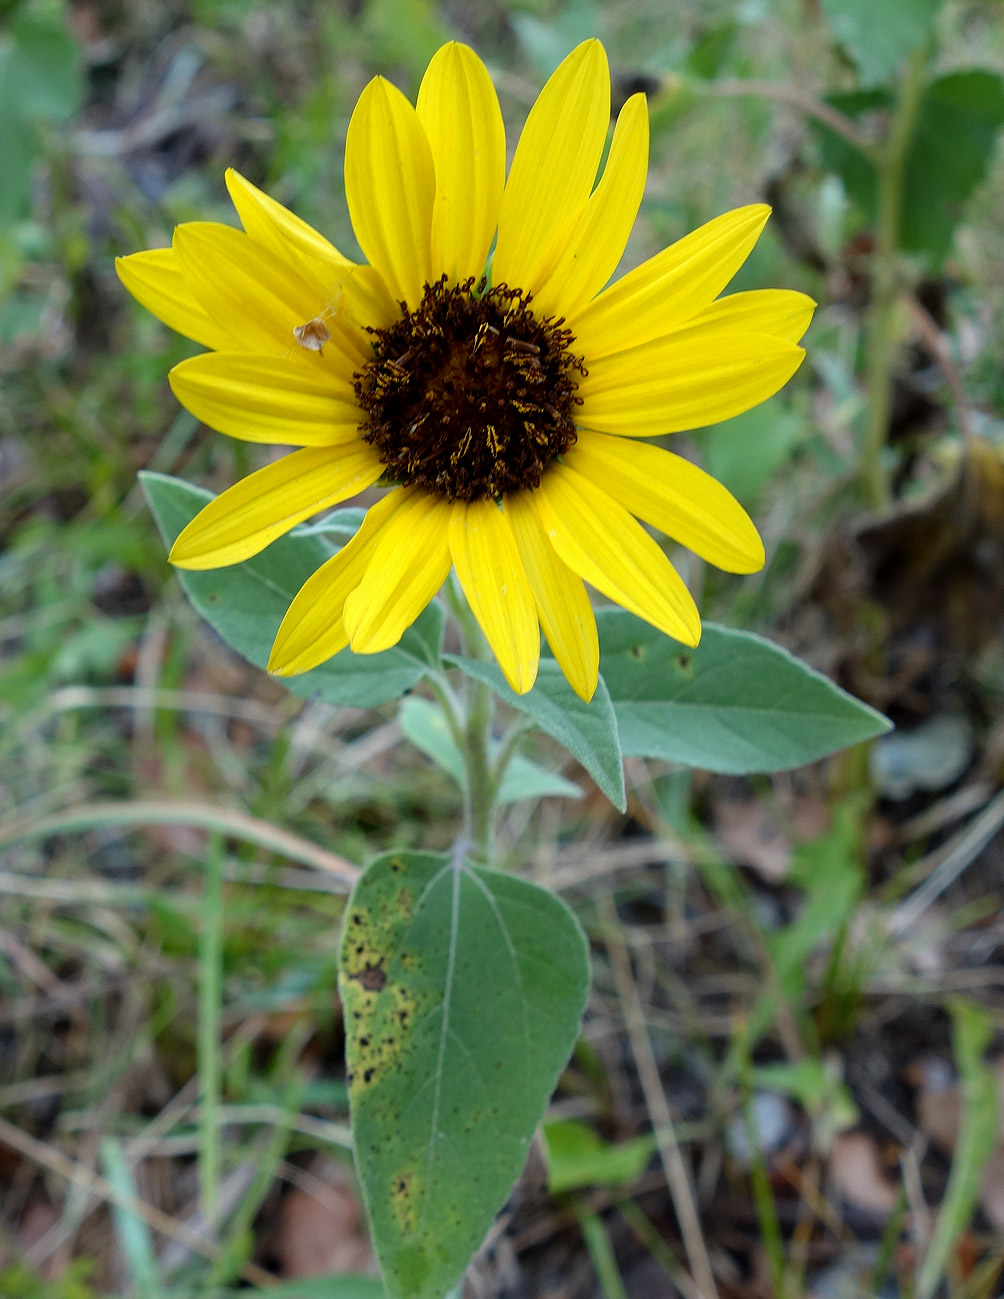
[
  {"left": 713, "top": 793, "right": 830, "bottom": 883},
  {"left": 978, "top": 1147, "right": 1004, "bottom": 1231},
  {"left": 275, "top": 1156, "right": 376, "bottom": 1279},
  {"left": 828, "top": 1131, "right": 899, "bottom": 1216},
  {"left": 912, "top": 1056, "right": 961, "bottom": 1153}
]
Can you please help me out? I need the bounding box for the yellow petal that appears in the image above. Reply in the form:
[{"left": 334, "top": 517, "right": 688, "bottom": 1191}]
[
  {"left": 225, "top": 167, "right": 354, "bottom": 280},
  {"left": 448, "top": 498, "right": 539, "bottom": 695},
  {"left": 115, "top": 248, "right": 232, "bottom": 351},
  {"left": 531, "top": 92, "right": 649, "bottom": 321},
  {"left": 169, "top": 443, "right": 384, "bottom": 570},
  {"left": 172, "top": 222, "right": 367, "bottom": 375},
  {"left": 342, "top": 263, "right": 401, "bottom": 332},
  {"left": 506, "top": 491, "right": 598, "bottom": 701},
  {"left": 343, "top": 491, "right": 452, "bottom": 652},
  {"left": 223, "top": 170, "right": 398, "bottom": 332},
  {"left": 576, "top": 329, "right": 805, "bottom": 436},
  {"left": 568, "top": 204, "right": 771, "bottom": 359},
  {"left": 344, "top": 76, "right": 435, "bottom": 310},
  {"left": 268, "top": 490, "right": 405, "bottom": 676},
  {"left": 168, "top": 352, "right": 363, "bottom": 446},
  {"left": 533, "top": 465, "right": 701, "bottom": 646},
  {"left": 686, "top": 288, "right": 815, "bottom": 344},
  {"left": 417, "top": 42, "right": 505, "bottom": 286},
  {"left": 568, "top": 431, "right": 765, "bottom": 573},
  {"left": 492, "top": 40, "right": 610, "bottom": 295}
]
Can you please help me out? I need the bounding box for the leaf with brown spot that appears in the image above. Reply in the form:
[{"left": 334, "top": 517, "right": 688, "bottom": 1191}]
[{"left": 339, "top": 848, "right": 589, "bottom": 1299}]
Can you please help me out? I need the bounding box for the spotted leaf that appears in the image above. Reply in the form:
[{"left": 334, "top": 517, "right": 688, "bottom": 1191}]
[{"left": 340, "top": 849, "right": 589, "bottom": 1299}]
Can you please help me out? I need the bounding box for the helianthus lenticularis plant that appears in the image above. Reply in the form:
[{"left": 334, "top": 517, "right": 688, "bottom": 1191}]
[{"left": 119, "top": 39, "right": 888, "bottom": 1299}]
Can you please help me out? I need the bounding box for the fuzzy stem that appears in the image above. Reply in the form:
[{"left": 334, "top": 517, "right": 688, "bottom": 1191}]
[
  {"left": 445, "top": 579, "right": 497, "bottom": 864},
  {"left": 861, "top": 50, "right": 926, "bottom": 509}
]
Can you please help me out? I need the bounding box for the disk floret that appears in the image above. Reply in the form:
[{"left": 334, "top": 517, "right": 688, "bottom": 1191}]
[{"left": 355, "top": 276, "right": 585, "bottom": 501}]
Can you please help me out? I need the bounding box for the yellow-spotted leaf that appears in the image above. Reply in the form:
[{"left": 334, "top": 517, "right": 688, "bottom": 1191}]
[{"left": 341, "top": 848, "right": 589, "bottom": 1299}]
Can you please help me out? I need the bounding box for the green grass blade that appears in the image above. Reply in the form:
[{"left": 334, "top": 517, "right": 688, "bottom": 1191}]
[{"left": 916, "top": 998, "right": 997, "bottom": 1299}]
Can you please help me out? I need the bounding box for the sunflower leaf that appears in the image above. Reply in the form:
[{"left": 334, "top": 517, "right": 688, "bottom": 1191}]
[
  {"left": 140, "top": 471, "right": 443, "bottom": 707},
  {"left": 820, "top": 0, "right": 940, "bottom": 87},
  {"left": 341, "top": 848, "right": 589, "bottom": 1299},
  {"left": 444, "top": 656, "right": 626, "bottom": 810},
  {"left": 816, "top": 71, "right": 1004, "bottom": 265},
  {"left": 597, "top": 608, "right": 890, "bottom": 772}
]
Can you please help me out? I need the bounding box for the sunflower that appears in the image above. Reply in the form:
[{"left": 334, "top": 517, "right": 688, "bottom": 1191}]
[{"left": 117, "top": 39, "right": 812, "bottom": 702}]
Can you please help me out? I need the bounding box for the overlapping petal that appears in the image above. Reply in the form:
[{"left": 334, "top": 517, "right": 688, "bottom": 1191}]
[
  {"left": 567, "top": 431, "right": 764, "bottom": 573},
  {"left": 168, "top": 353, "right": 363, "bottom": 446},
  {"left": 344, "top": 76, "right": 436, "bottom": 310},
  {"left": 169, "top": 444, "right": 384, "bottom": 570},
  {"left": 449, "top": 499, "right": 539, "bottom": 694},
  {"left": 417, "top": 42, "right": 505, "bottom": 286},
  {"left": 115, "top": 248, "right": 233, "bottom": 351},
  {"left": 530, "top": 92, "right": 649, "bottom": 321},
  {"left": 225, "top": 168, "right": 354, "bottom": 283},
  {"left": 685, "top": 288, "right": 815, "bottom": 344},
  {"left": 226, "top": 173, "right": 401, "bottom": 332},
  {"left": 173, "top": 222, "right": 367, "bottom": 373},
  {"left": 506, "top": 492, "right": 598, "bottom": 701},
  {"left": 576, "top": 328, "right": 805, "bottom": 437},
  {"left": 492, "top": 40, "right": 610, "bottom": 295},
  {"left": 268, "top": 491, "right": 405, "bottom": 676},
  {"left": 567, "top": 204, "right": 771, "bottom": 360},
  {"left": 343, "top": 492, "right": 453, "bottom": 652},
  {"left": 534, "top": 465, "right": 701, "bottom": 646}
]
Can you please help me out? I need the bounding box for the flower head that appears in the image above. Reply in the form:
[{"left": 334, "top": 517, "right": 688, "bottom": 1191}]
[{"left": 117, "top": 40, "right": 812, "bottom": 701}]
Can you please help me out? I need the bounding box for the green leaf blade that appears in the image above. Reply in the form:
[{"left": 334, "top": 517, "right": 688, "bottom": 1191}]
[
  {"left": 817, "top": 71, "right": 1004, "bottom": 266},
  {"left": 543, "top": 1119, "right": 655, "bottom": 1194},
  {"left": 598, "top": 609, "right": 890, "bottom": 773},
  {"left": 820, "top": 0, "right": 940, "bottom": 86},
  {"left": 140, "top": 472, "right": 442, "bottom": 707},
  {"left": 341, "top": 850, "right": 590, "bottom": 1299}
]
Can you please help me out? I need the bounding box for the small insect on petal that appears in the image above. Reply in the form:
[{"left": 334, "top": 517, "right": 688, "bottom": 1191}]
[{"left": 294, "top": 318, "right": 332, "bottom": 353}]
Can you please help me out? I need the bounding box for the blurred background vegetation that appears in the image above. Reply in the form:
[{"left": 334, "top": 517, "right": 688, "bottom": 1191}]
[{"left": 2, "top": 0, "right": 1004, "bottom": 1295}]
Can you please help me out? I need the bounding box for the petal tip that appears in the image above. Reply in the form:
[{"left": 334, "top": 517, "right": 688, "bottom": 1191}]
[
  {"left": 266, "top": 648, "right": 294, "bottom": 676},
  {"left": 572, "top": 674, "right": 598, "bottom": 703}
]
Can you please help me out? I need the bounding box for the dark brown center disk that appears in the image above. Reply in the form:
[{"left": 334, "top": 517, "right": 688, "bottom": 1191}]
[{"left": 354, "top": 276, "right": 585, "bottom": 502}]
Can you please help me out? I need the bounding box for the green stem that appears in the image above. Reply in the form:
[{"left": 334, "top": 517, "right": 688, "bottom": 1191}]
[
  {"left": 861, "top": 50, "right": 926, "bottom": 509},
  {"left": 462, "top": 677, "right": 495, "bottom": 862},
  {"left": 445, "top": 578, "right": 497, "bottom": 864},
  {"left": 198, "top": 833, "right": 225, "bottom": 1232},
  {"left": 730, "top": 1015, "right": 785, "bottom": 1298}
]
